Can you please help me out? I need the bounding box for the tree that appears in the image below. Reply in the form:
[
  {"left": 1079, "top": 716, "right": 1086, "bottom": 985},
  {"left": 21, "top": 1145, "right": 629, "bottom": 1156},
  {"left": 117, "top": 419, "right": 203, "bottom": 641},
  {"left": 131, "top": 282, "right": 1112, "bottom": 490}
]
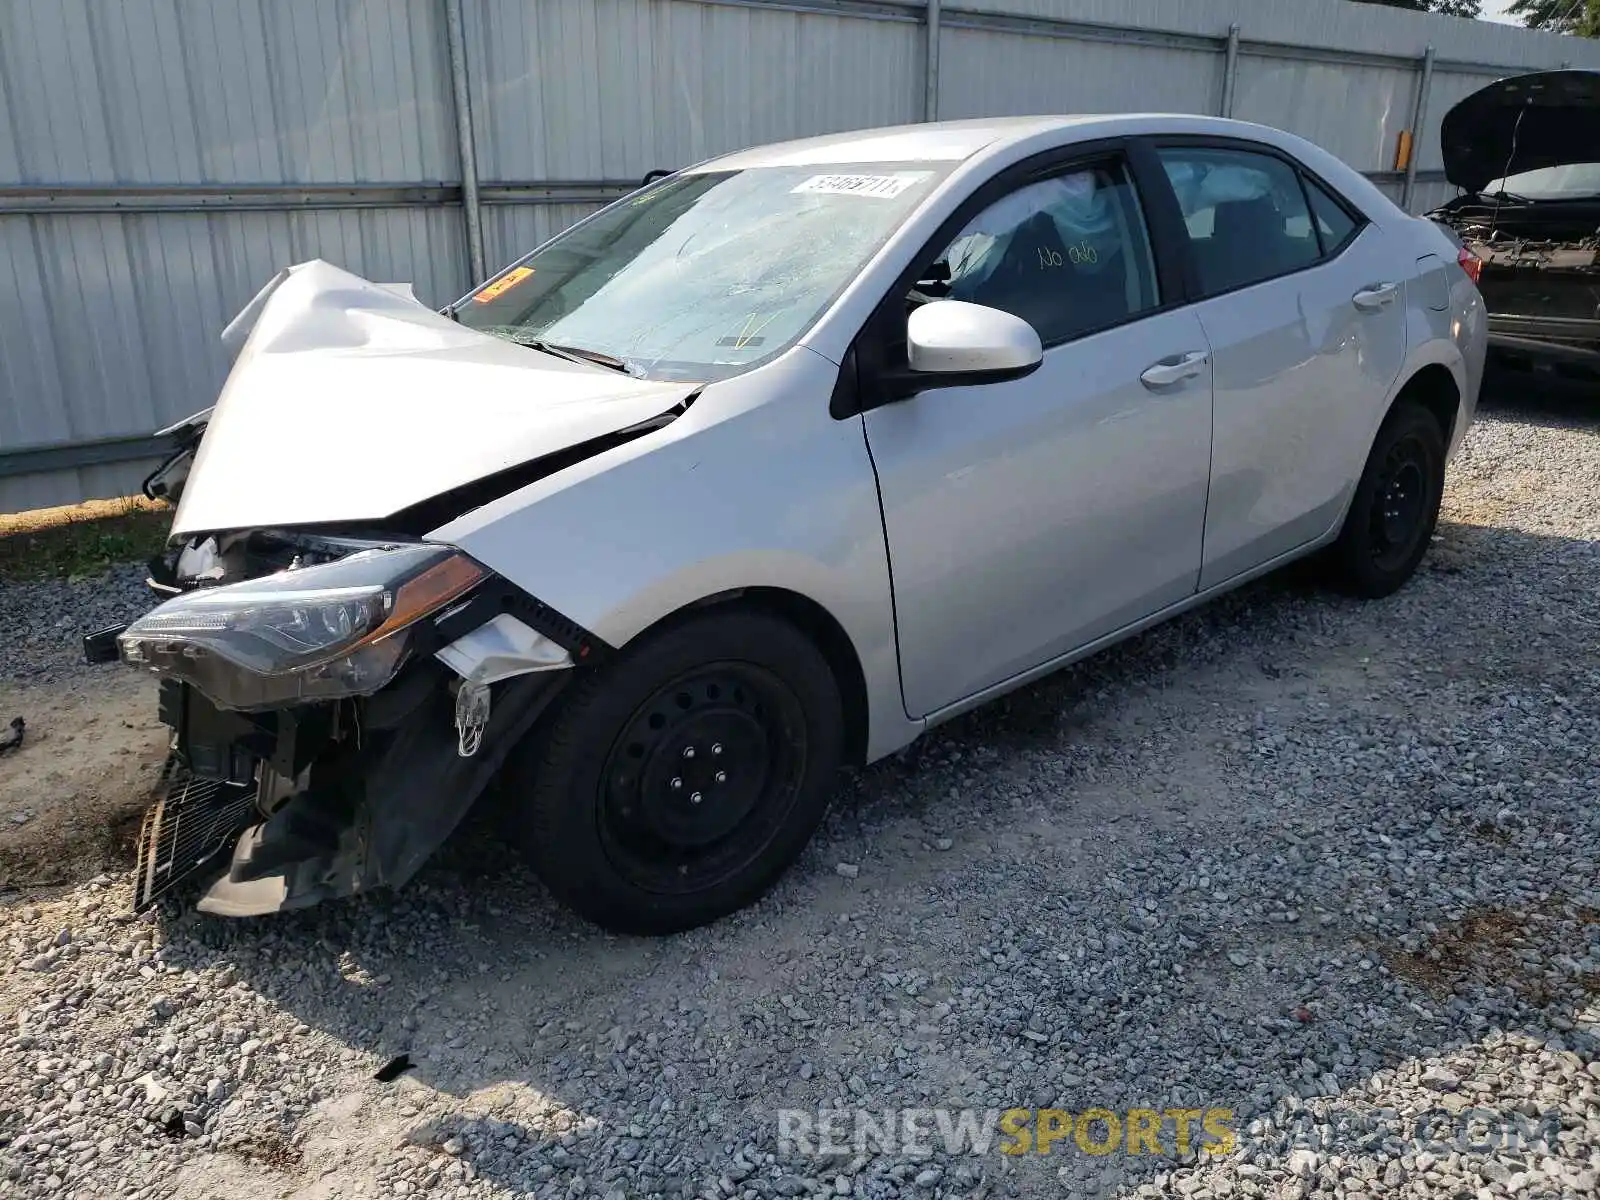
[
  {"left": 1506, "top": 0, "right": 1600, "bottom": 36},
  {"left": 1350, "top": 0, "right": 1485, "bottom": 16}
]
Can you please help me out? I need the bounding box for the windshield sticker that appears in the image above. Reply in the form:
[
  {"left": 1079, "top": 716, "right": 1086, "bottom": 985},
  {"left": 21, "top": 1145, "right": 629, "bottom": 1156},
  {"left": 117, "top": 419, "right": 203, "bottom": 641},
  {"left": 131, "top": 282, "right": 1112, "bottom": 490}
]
[
  {"left": 472, "top": 265, "right": 534, "bottom": 303},
  {"left": 790, "top": 172, "right": 932, "bottom": 200}
]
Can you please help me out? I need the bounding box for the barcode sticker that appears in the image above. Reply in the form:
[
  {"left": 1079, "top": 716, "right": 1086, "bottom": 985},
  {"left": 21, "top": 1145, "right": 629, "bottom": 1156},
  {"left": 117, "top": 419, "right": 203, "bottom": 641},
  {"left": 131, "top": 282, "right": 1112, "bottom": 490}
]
[{"left": 790, "top": 172, "right": 931, "bottom": 199}]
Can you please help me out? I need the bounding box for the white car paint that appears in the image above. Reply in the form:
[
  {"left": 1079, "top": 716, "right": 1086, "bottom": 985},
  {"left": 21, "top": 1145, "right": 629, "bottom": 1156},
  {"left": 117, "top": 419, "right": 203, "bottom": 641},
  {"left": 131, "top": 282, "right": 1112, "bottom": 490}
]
[
  {"left": 169, "top": 114, "right": 1484, "bottom": 760},
  {"left": 170, "top": 260, "right": 697, "bottom": 536}
]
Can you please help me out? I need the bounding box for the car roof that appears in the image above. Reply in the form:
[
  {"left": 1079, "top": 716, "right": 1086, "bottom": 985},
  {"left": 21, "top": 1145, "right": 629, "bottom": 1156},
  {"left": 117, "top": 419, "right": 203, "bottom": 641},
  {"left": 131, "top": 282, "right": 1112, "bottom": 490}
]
[{"left": 687, "top": 114, "right": 1257, "bottom": 172}]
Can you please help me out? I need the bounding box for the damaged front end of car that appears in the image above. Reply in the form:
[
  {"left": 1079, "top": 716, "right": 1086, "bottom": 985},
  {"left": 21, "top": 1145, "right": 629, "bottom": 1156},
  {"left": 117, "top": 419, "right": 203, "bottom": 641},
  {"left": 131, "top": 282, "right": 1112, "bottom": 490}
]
[
  {"left": 1429, "top": 69, "right": 1600, "bottom": 373},
  {"left": 104, "top": 528, "right": 602, "bottom": 916},
  {"left": 81, "top": 257, "right": 706, "bottom": 916}
]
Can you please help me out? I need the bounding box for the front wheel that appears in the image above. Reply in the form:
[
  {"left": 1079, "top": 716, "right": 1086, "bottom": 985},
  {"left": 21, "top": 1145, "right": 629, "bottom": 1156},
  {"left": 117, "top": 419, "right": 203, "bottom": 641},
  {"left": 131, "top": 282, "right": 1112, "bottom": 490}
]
[
  {"left": 1322, "top": 401, "right": 1447, "bottom": 598},
  {"left": 506, "top": 610, "right": 844, "bottom": 935}
]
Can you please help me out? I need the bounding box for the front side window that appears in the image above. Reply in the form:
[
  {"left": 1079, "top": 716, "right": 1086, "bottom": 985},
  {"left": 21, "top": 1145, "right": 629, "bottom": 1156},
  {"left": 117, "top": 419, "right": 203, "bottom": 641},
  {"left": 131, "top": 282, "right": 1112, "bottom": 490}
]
[
  {"left": 456, "top": 162, "right": 953, "bottom": 381},
  {"left": 1158, "top": 147, "right": 1321, "bottom": 296},
  {"left": 911, "top": 160, "right": 1160, "bottom": 346}
]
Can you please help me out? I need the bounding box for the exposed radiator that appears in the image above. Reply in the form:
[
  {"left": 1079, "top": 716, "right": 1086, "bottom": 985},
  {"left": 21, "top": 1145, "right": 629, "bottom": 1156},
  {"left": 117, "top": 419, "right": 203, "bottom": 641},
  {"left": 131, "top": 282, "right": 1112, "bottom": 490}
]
[{"left": 133, "top": 757, "right": 259, "bottom": 911}]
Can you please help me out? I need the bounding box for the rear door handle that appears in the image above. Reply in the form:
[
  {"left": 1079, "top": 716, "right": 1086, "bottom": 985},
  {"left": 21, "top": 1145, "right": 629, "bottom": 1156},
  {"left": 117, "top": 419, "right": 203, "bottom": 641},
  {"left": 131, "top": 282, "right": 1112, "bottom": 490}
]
[
  {"left": 1352, "top": 282, "right": 1399, "bottom": 311},
  {"left": 1140, "top": 350, "right": 1209, "bottom": 389}
]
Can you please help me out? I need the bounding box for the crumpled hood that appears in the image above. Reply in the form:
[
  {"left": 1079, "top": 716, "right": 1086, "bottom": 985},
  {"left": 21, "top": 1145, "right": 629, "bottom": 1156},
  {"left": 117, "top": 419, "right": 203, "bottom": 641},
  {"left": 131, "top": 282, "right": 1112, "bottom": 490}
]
[
  {"left": 1441, "top": 69, "right": 1600, "bottom": 195},
  {"left": 170, "top": 260, "right": 696, "bottom": 537}
]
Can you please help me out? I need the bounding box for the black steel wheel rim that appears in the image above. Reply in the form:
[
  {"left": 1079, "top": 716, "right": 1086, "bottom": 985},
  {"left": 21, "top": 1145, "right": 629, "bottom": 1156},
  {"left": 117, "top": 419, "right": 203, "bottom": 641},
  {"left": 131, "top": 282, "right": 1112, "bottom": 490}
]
[
  {"left": 1368, "top": 435, "right": 1430, "bottom": 572},
  {"left": 597, "top": 661, "right": 808, "bottom": 895}
]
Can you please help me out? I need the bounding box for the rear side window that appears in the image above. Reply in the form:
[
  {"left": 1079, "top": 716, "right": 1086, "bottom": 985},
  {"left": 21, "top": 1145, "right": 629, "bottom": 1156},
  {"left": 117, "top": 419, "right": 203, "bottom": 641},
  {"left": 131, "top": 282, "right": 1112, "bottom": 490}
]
[
  {"left": 1304, "top": 176, "right": 1359, "bottom": 254},
  {"left": 1157, "top": 147, "right": 1321, "bottom": 297}
]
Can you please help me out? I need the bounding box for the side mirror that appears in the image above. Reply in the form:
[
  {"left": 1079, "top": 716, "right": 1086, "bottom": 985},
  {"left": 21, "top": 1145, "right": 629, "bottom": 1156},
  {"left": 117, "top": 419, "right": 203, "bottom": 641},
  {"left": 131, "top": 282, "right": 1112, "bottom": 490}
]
[{"left": 886, "top": 301, "right": 1043, "bottom": 398}]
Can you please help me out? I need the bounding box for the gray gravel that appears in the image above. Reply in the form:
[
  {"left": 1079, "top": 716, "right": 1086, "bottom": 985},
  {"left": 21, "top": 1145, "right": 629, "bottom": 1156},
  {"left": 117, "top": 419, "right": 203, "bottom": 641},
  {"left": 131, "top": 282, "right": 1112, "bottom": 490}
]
[
  {"left": 3, "top": 393, "right": 1598, "bottom": 1200},
  {"left": 1, "top": 563, "right": 152, "bottom": 685}
]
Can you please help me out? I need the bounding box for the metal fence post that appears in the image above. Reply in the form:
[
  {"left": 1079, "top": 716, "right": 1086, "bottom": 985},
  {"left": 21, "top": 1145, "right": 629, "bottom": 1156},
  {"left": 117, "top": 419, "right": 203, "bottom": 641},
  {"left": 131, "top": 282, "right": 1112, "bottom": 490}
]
[
  {"left": 1220, "top": 23, "right": 1240, "bottom": 117},
  {"left": 1402, "top": 45, "right": 1435, "bottom": 213},
  {"left": 445, "top": 0, "right": 487, "bottom": 283},
  {"left": 924, "top": 0, "right": 941, "bottom": 122}
]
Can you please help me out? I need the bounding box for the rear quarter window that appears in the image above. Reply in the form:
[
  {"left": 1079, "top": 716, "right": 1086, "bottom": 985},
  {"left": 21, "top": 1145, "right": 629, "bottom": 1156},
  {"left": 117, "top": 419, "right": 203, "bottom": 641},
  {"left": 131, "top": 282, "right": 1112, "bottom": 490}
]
[{"left": 1303, "top": 176, "right": 1361, "bottom": 255}]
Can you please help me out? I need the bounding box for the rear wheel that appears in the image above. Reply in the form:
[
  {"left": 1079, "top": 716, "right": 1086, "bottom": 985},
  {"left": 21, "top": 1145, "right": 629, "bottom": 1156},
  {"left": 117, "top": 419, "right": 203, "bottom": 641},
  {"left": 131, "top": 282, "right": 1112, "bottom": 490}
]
[
  {"left": 507, "top": 610, "right": 843, "bottom": 934},
  {"left": 1323, "top": 401, "right": 1446, "bottom": 598}
]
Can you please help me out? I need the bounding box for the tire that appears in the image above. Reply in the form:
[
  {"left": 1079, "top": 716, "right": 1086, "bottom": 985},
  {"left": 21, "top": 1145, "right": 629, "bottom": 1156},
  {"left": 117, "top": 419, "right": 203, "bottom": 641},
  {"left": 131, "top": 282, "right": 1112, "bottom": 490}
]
[
  {"left": 506, "top": 610, "right": 844, "bottom": 935},
  {"left": 1323, "top": 401, "right": 1447, "bottom": 599}
]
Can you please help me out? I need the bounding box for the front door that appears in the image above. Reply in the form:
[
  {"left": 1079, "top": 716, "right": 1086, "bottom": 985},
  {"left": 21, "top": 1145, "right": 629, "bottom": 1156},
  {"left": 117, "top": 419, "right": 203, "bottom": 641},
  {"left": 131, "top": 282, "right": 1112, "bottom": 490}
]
[{"left": 860, "top": 154, "right": 1214, "bottom": 718}]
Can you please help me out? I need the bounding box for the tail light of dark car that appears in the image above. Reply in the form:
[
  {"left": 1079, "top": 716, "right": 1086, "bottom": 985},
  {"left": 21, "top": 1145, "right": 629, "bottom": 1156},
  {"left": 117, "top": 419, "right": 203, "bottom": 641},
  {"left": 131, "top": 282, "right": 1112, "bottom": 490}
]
[{"left": 1457, "top": 245, "right": 1483, "bottom": 285}]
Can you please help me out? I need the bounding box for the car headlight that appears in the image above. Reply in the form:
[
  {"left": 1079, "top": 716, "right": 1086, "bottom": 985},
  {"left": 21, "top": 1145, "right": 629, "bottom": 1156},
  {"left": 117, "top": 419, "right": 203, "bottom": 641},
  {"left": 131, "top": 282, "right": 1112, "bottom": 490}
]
[{"left": 118, "top": 543, "right": 486, "bottom": 710}]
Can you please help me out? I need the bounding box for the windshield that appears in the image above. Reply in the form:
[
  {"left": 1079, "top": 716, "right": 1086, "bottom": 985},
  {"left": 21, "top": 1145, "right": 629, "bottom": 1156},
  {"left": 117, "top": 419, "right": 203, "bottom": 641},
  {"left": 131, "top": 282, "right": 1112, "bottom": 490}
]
[
  {"left": 455, "top": 163, "right": 954, "bottom": 381},
  {"left": 1485, "top": 163, "right": 1600, "bottom": 200}
]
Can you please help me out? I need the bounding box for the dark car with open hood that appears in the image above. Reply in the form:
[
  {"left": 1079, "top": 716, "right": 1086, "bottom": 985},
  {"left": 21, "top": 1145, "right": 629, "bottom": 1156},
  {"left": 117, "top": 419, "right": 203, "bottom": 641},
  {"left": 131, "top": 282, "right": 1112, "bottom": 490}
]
[{"left": 1429, "top": 70, "right": 1600, "bottom": 382}]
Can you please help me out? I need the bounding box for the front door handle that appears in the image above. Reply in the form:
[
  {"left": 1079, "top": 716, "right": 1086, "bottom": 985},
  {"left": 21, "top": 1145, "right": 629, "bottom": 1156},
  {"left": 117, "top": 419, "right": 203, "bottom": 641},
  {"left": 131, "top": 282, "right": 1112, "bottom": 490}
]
[
  {"left": 1140, "top": 350, "right": 1209, "bottom": 389},
  {"left": 1352, "top": 282, "right": 1399, "bottom": 311}
]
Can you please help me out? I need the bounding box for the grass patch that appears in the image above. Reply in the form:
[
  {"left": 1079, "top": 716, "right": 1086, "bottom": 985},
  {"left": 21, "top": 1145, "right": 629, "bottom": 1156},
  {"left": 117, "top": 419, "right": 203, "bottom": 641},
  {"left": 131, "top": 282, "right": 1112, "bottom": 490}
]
[{"left": 0, "top": 496, "right": 171, "bottom": 582}]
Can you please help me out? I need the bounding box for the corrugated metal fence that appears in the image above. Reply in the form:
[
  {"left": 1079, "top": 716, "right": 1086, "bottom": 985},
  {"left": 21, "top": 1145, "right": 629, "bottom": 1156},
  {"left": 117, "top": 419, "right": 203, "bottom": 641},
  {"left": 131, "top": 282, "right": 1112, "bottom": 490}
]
[{"left": 3, "top": 0, "right": 1597, "bottom": 511}]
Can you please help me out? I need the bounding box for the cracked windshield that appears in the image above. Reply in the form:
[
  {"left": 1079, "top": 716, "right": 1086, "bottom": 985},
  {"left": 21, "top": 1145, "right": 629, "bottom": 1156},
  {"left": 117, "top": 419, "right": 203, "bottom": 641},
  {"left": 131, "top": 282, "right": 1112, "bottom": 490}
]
[{"left": 455, "top": 164, "right": 952, "bottom": 381}]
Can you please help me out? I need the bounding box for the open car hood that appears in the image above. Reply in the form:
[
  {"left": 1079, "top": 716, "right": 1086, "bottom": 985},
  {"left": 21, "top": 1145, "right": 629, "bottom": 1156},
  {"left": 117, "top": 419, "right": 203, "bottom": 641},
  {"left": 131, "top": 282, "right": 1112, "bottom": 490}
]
[
  {"left": 170, "top": 260, "right": 696, "bottom": 537},
  {"left": 1441, "top": 69, "right": 1600, "bottom": 195}
]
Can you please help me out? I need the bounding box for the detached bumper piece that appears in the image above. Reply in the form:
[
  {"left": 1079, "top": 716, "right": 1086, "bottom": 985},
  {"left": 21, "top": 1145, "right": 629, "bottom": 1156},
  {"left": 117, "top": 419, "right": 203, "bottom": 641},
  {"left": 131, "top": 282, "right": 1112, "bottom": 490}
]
[
  {"left": 83, "top": 623, "right": 129, "bottom": 665},
  {"left": 133, "top": 758, "right": 258, "bottom": 911}
]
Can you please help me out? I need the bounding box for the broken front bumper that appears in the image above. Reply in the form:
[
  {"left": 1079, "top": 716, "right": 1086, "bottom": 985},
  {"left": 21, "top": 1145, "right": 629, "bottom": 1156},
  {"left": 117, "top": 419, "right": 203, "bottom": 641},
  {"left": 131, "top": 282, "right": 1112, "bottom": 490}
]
[
  {"left": 94, "top": 534, "right": 603, "bottom": 916},
  {"left": 130, "top": 677, "right": 341, "bottom": 911},
  {"left": 131, "top": 667, "right": 569, "bottom": 915}
]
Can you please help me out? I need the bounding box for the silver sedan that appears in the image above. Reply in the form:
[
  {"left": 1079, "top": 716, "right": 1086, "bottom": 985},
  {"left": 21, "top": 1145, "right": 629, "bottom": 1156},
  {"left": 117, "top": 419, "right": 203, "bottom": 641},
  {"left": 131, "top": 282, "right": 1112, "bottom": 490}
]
[{"left": 108, "top": 114, "right": 1487, "bottom": 933}]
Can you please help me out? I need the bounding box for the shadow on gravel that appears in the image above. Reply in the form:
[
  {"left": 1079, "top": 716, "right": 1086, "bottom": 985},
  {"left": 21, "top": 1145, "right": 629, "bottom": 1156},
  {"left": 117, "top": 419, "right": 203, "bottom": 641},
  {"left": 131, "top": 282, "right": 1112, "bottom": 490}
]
[
  {"left": 143, "top": 499, "right": 1597, "bottom": 1195},
  {"left": 1480, "top": 362, "right": 1600, "bottom": 424}
]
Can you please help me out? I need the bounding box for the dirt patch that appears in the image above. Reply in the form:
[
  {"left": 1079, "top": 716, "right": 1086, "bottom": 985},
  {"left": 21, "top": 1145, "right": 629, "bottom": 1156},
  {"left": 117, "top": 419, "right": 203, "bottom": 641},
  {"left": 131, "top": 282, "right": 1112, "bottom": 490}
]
[
  {"left": 0, "top": 670, "right": 167, "bottom": 894},
  {"left": 223, "top": 1131, "right": 306, "bottom": 1173},
  {"left": 1382, "top": 903, "right": 1600, "bottom": 1004}
]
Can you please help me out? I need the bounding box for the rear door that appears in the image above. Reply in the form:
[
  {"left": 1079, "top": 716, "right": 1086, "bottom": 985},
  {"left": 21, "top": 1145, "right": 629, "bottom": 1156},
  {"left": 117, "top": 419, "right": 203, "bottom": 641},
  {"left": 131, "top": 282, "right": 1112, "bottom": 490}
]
[{"left": 1150, "top": 143, "right": 1409, "bottom": 589}]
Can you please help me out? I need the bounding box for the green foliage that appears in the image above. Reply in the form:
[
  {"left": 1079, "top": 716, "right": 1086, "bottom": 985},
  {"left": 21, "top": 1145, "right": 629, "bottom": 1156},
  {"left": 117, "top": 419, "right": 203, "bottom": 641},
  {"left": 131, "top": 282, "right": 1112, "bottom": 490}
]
[
  {"left": 1351, "top": 0, "right": 1485, "bottom": 17},
  {"left": 1354, "top": 0, "right": 1600, "bottom": 39},
  {"left": 1507, "top": 0, "right": 1600, "bottom": 36},
  {"left": 0, "top": 502, "right": 170, "bottom": 582}
]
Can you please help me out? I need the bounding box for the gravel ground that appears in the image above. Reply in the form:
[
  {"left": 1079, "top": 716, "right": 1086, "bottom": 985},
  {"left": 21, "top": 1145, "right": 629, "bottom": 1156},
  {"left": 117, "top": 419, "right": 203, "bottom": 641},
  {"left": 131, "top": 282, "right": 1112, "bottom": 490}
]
[
  {"left": 2, "top": 389, "right": 1598, "bottom": 1200},
  {"left": 0, "top": 563, "right": 154, "bottom": 686}
]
